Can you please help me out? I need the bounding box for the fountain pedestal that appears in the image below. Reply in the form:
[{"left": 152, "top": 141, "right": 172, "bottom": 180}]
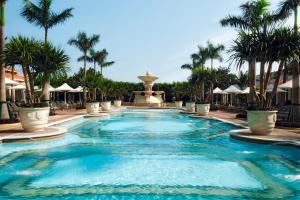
[{"left": 133, "top": 71, "right": 165, "bottom": 107}]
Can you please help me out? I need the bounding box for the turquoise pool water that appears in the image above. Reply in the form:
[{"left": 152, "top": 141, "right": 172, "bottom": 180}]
[{"left": 0, "top": 109, "right": 299, "bottom": 199}]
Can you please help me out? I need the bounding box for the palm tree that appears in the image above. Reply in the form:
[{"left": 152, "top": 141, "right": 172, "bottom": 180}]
[
  {"left": 32, "top": 42, "right": 69, "bottom": 95},
  {"left": 189, "top": 67, "right": 217, "bottom": 103},
  {"left": 5, "top": 36, "right": 40, "bottom": 103},
  {"left": 21, "top": 0, "right": 73, "bottom": 105},
  {"left": 21, "top": 0, "right": 73, "bottom": 44},
  {"left": 68, "top": 32, "right": 100, "bottom": 106},
  {"left": 267, "top": 27, "right": 300, "bottom": 107},
  {"left": 0, "top": 0, "right": 8, "bottom": 120},
  {"left": 97, "top": 49, "right": 114, "bottom": 76},
  {"left": 206, "top": 41, "right": 224, "bottom": 69},
  {"left": 277, "top": 0, "right": 300, "bottom": 120},
  {"left": 78, "top": 49, "right": 104, "bottom": 101},
  {"left": 220, "top": 0, "right": 272, "bottom": 106},
  {"left": 181, "top": 45, "right": 208, "bottom": 70}
]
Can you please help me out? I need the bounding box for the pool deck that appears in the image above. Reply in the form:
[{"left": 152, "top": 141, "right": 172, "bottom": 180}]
[
  {"left": 0, "top": 107, "right": 299, "bottom": 146},
  {"left": 0, "top": 109, "right": 86, "bottom": 143},
  {"left": 191, "top": 110, "right": 300, "bottom": 148}
]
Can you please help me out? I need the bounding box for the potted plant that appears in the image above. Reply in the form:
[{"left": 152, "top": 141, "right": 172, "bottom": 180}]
[
  {"left": 86, "top": 101, "right": 100, "bottom": 114},
  {"left": 18, "top": 104, "right": 50, "bottom": 132},
  {"left": 172, "top": 82, "right": 183, "bottom": 109},
  {"left": 99, "top": 78, "right": 113, "bottom": 111},
  {"left": 189, "top": 67, "right": 216, "bottom": 115},
  {"left": 6, "top": 37, "right": 70, "bottom": 132},
  {"left": 226, "top": 14, "right": 300, "bottom": 134}
]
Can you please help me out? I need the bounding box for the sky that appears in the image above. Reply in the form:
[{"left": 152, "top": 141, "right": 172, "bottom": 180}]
[{"left": 6, "top": 0, "right": 295, "bottom": 83}]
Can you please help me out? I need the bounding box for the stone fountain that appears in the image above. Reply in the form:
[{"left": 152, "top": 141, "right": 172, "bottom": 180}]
[{"left": 133, "top": 71, "right": 165, "bottom": 107}]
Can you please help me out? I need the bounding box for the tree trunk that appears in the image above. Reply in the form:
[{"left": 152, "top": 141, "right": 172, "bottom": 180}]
[
  {"left": 200, "top": 81, "right": 204, "bottom": 102},
  {"left": 248, "top": 57, "right": 257, "bottom": 106},
  {"left": 267, "top": 61, "right": 284, "bottom": 107},
  {"left": 82, "top": 53, "right": 87, "bottom": 107},
  {"left": 0, "top": 0, "right": 9, "bottom": 120},
  {"left": 41, "top": 28, "right": 50, "bottom": 105},
  {"left": 22, "top": 66, "right": 33, "bottom": 104},
  {"left": 259, "top": 59, "right": 266, "bottom": 107},
  {"left": 94, "top": 61, "right": 96, "bottom": 101},
  {"left": 40, "top": 71, "right": 50, "bottom": 105}
]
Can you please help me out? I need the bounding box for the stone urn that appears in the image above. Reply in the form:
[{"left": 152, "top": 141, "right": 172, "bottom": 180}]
[
  {"left": 186, "top": 102, "right": 196, "bottom": 112},
  {"left": 175, "top": 101, "right": 183, "bottom": 109},
  {"left": 86, "top": 102, "right": 100, "bottom": 114},
  {"left": 18, "top": 107, "right": 50, "bottom": 132},
  {"left": 196, "top": 104, "right": 210, "bottom": 116},
  {"left": 114, "top": 100, "right": 122, "bottom": 107},
  {"left": 101, "top": 101, "right": 111, "bottom": 111},
  {"left": 247, "top": 110, "right": 277, "bottom": 135}
]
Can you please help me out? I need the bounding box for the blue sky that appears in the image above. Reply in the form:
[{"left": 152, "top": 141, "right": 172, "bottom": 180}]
[{"left": 6, "top": 0, "right": 293, "bottom": 83}]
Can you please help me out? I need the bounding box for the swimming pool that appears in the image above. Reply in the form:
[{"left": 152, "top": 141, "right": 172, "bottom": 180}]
[{"left": 0, "top": 109, "right": 299, "bottom": 199}]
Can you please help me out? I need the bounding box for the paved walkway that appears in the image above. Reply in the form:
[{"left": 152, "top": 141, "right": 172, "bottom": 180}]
[
  {"left": 0, "top": 109, "right": 86, "bottom": 143},
  {"left": 206, "top": 110, "right": 300, "bottom": 147}
]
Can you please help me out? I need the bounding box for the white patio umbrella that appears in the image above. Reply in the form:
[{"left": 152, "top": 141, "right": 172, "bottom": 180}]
[
  {"left": 69, "top": 86, "right": 83, "bottom": 104},
  {"left": 69, "top": 86, "right": 83, "bottom": 93},
  {"left": 241, "top": 87, "right": 250, "bottom": 94},
  {"left": 266, "top": 85, "right": 287, "bottom": 93},
  {"left": 213, "top": 87, "right": 226, "bottom": 104},
  {"left": 278, "top": 79, "right": 297, "bottom": 89},
  {"left": 35, "top": 85, "right": 56, "bottom": 92},
  {"left": 213, "top": 87, "right": 223, "bottom": 94},
  {"left": 55, "top": 83, "right": 74, "bottom": 104},
  {"left": 224, "top": 85, "right": 242, "bottom": 106},
  {"left": 5, "top": 78, "right": 19, "bottom": 86},
  {"left": 11, "top": 84, "right": 26, "bottom": 90}
]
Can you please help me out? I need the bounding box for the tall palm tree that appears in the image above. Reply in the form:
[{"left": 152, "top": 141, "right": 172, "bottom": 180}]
[
  {"left": 220, "top": 0, "right": 272, "bottom": 106},
  {"left": 68, "top": 32, "right": 100, "bottom": 106},
  {"left": 205, "top": 41, "right": 224, "bottom": 69},
  {"left": 78, "top": 49, "right": 104, "bottom": 101},
  {"left": 277, "top": 0, "right": 300, "bottom": 120},
  {"left": 21, "top": 0, "right": 73, "bottom": 105},
  {"left": 181, "top": 45, "right": 208, "bottom": 70},
  {"left": 97, "top": 49, "right": 114, "bottom": 76},
  {"left": 0, "top": 0, "right": 8, "bottom": 120}
]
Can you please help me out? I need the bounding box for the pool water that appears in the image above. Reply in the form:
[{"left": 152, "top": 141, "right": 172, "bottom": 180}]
[{"left": 0, "top": 109, "right": 299, "bottom": 199}]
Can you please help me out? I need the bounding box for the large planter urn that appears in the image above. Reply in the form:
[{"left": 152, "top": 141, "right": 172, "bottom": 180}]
[
  {"left": 196, "top": 104, "right": 210, "bottom": 116},
  {"left": 175, "top": 101, "right": 183, "bottom": 109},
  {"left": 18, "top": 107, "right": 50, "bottom": 132},
  {"left": 114, "top": 100, "right": 122, "bottom": 107},
  {"left": 101, "top": 101, "right": 111, "bottom": 111},
  {"left": 247, "top": 110, "right": 277, "bottom": 135},
  {"left": 186, "top": 102, "right": 196, "bottom": 112},
  {"left": 86, "top": 102, "right": 100, "bottom": 114}
]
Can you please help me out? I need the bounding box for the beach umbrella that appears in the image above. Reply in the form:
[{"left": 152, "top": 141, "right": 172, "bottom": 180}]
[
  {"left": 224, "top": 85, "right": 242, "bottom": 105},
  {"left": 55, "top": 83, "right": 74, "bottom": 104}
]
